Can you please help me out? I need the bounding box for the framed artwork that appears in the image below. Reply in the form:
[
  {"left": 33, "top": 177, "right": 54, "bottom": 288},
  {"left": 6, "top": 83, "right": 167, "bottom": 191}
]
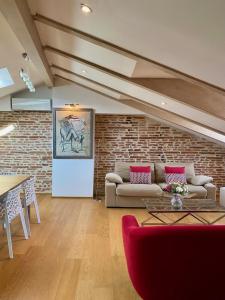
[{"left": 53, "top": 108, "right": 94, "bottom": 159}]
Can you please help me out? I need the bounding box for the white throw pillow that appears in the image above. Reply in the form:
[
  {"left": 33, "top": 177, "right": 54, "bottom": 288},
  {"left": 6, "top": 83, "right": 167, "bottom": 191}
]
[
  {"left": 190, "top": 175, "right": 213, "bottom": 186},
  {"left": 105, "top": 173, "right": 123, "bottom": 184}
]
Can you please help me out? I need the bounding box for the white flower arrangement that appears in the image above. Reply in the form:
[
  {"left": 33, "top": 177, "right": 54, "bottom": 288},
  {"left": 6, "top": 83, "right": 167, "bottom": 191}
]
[{"left": 165, "top": 182, "right": 188, "bottom": 195}]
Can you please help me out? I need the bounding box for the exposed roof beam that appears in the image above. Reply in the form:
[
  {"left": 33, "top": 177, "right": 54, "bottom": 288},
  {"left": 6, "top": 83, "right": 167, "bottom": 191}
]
[
  {"left": 34, "top": 13, "right": 225, "bottom": 95},
  {"left": 45, "top": 45, "right": 128, "bottom": 80},
  {"left": 0, "top": 0, "right": 53, "bottom": 86},
  {"left": 51, "top": 64, "right": 127, "bottom": 95},
  {"left": 52, "top": 65, "right": 122, "bottom": 100},
  {"left": 132, "top": 78, "right": 225, "bottom": 120},
  {"left": 52, "top": 64, "right": 225, "bottom": 135},
  {"left": 48, "top": 51, "right": 225, "bottom": 134},
  {"left": 52, "top": 66, "right": 225, "bottom": 143},
  {"left": 54, "top": 74, "right": 121, "bottom": 102}
]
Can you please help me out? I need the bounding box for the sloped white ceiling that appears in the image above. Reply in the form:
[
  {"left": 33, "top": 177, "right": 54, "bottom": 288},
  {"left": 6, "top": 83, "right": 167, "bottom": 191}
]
[
  {"left": 36, "top": 22, "right": 137, "bottom": 77},
  {"left": 28, "top": 0, "right": 225, "bottom": 88}
]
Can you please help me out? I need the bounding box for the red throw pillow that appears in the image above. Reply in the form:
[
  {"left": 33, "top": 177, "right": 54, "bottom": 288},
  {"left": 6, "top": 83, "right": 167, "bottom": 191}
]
[
  {"left": 165, "top": 166, "right": 187, "bottom": 184},
  {"left": 130, "top": 166, "right": 151, "bottom": 184},
  {"left": 165, "top": 166, "right": 185, "bottom": 174}
]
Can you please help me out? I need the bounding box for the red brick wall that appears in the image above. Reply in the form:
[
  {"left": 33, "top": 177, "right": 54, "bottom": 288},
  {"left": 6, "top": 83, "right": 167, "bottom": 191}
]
[
  {"left": 0, "top": 112, "right": 52, "bottom": 192},
  {"left": 95, "top": 115, "right": 225, "bottom": 195},
  {"left": 0, "top": 112, "right": 224, "bottom": 195}
]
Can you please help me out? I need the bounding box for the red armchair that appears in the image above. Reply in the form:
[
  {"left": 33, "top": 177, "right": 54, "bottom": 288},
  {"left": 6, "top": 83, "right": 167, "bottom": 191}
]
[{"left": 122, "top": 215, "right": 225, "bottom": 300}]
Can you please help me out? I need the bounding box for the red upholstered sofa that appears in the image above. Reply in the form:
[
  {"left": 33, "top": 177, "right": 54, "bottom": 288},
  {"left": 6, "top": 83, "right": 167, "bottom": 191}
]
[{"left": 122, "top": 215, "right": 225, "bottom": 300}]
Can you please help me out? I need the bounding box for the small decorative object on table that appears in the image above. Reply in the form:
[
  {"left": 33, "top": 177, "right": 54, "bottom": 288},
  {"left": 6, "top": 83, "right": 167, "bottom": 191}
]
[
  {"left": 165, "top": 183, "right": 189, "bottom": 209},
  {"left": 171, "top": 193, "right": 183, "bottom": 209}
]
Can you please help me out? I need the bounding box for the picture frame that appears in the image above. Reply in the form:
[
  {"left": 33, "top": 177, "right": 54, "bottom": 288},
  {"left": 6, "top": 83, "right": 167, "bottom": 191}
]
[{"left": 53, "top": 108, "right": 94, "bottom": 159}]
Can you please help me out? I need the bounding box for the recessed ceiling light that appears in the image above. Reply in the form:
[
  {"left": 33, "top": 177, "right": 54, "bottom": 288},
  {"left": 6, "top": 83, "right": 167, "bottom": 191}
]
[
  {"left": 82, "top": 70, "right": 87, "bottom": 74},
  {"left": 161, "top": 101, "right": 166, "bottom": 106},
  {"left": 0, "top": 68, "right": 14, "bottom": 88},
  {"left": 80, "top": 4, "right": 92, "bottom": 14}
]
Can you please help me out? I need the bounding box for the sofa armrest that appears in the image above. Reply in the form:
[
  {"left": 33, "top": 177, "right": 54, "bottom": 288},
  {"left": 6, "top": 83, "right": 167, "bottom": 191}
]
[
  {"left": 105, "top": 180, "right": 117, "bottom": 207},
  {"left": 105, "top": 172, "right": 123, "bottom": 184},
  {"left": 204, "top": 183, "right": 216, "bottom": 201}
]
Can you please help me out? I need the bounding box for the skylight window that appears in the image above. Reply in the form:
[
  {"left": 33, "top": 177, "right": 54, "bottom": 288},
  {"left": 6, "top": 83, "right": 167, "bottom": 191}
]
[{"left": 0, "top": 67, "right": 14, "bottom": 88}]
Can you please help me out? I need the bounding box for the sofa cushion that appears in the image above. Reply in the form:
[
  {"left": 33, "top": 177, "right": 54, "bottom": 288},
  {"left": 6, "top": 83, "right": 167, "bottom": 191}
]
[
  {"left": 130, "top": 166, "right": 151, "bottom": 184},
  {"left": 115, "top": 162, "right": 155, "bottom": 182},
  {"left": 155, "top": 162, "right": 195, "bottom": 183},
  {"left": 190, "top": 175, "right": 213, "bottom": 186},
  {"left": 116, "top": 183, "right": 162, "bottom": 197},
  {"left": 186, "top": 184, "right": 207, "bottom": 198},
  {"left": 165, "top": 166, "right": 187, "bottom": 184}
]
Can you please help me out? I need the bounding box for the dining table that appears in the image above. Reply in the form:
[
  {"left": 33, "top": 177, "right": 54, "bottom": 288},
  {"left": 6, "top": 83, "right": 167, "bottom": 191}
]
[{"left": 0, "top": 175, "right": 31, "bottom": 202}]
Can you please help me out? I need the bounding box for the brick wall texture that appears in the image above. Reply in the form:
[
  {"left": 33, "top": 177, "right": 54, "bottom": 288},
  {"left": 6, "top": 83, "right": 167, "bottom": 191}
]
[
  {"left": 0, "top": 111, "right": 52, "bottom": 192},
  {"left": 95, "top": 115, "right": 225, "bottom": 195},
  {"left": 0, "top": 112, "right": 224, "bottom": 195}
]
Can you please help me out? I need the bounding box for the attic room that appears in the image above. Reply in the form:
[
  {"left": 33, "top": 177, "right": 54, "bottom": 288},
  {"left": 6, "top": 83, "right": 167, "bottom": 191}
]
[{"left": 0, "top": 0, "right": 225, "bottom": 299}]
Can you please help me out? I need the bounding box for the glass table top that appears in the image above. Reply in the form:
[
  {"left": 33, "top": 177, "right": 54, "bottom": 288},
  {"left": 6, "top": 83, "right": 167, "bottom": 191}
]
[{"left": 143, "top": 198, "right": 225, "bottom": 213}]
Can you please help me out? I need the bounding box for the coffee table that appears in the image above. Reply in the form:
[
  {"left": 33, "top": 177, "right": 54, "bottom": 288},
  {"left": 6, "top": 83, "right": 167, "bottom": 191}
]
[{"left": 142, "top": 198, "right": 225, "bottom": 226}]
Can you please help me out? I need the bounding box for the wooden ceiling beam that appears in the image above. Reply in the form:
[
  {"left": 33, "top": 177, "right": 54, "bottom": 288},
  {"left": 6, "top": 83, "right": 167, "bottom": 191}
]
[
  {"left": 51, "top": 64, "right": 127, "bottom": 96},
  {"left": 47, "top": 47, "right": 225, "bottom": 125},
  {"left": 132, "top": 78, "right": 225, "bottom": 120},
  {"left": 54, "top": 74, "right": 121, "bottom": 102},
  {"left": 34, "top": 13, "right": 225, "bottom": 95},
  {"left": 0, "top": 0, "right": 53, "bottom": 86},
  {"left": 52, "top": 65, "right": 225, "bottom": 141},
  {"left": 45, "top": 45, "right": 128, "bottom": 81}
]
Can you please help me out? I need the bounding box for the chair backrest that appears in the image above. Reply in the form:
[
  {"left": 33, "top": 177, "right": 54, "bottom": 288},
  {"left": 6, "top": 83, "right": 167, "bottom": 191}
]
[
  {"left": 5, "top": 185, "right": 22, "bottom": 223},
  {"left": 23, "top": 177, "right": 36, "bottom": 205},
  {"left": 0, "top": 202, "right": 5, "bottom": 219},
  {"left": 122, "top": 215, "right": 225, "bottom": 300}
]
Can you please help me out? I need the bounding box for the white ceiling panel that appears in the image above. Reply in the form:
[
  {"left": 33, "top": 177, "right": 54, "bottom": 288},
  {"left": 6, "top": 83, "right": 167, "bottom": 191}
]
[
  {"left": 28, "top": 0, "right": 225, "bottom": 88},
  {"left": 36, "top": 22, "right": 136, "bottom": 77}
]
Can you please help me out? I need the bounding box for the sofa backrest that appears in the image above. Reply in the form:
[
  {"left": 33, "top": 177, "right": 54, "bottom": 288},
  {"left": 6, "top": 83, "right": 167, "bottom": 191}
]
[
  {"left": 122, "top": 215, "right": 225, "bottom": 300},
  {"left": 115, "top": 161, "right": 155, "bottom": 182},
  {"left": 155, "top": 162, "right": 195, "bottom": 183}
]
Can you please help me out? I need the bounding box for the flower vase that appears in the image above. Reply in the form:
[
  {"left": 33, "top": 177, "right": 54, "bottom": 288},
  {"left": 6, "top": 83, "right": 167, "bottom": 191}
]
[{"left": 171, "top": 194, "right": 183, "bottom": 209}]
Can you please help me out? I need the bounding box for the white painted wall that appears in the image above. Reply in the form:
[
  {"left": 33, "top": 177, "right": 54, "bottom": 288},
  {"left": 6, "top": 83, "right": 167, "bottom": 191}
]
[
  {"left": 51, "top": 82, "right": 142, "bottom": 197},
  {"left": 0, "top": 81, "right": 144, "bottom": 114},
  {"left": 0, "top": 95, "right": 12, "bottom": 111}
]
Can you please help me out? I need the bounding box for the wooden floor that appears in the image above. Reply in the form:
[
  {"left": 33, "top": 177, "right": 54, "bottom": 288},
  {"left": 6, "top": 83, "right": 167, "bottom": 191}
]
[
  {"left": 0, "top": 195, "right": 225, "bottom": 300},
  {"left": 0, "top": 195, "right": 146, "bottom": 300}
]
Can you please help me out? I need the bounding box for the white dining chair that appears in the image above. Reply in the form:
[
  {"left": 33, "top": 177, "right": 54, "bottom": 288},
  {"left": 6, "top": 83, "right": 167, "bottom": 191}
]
[
  {"left": 0, "top": 185, "right": 28, "bottom": 259},
  {"left": 22, "top": 177, "right": 40, "bottom": 236}
]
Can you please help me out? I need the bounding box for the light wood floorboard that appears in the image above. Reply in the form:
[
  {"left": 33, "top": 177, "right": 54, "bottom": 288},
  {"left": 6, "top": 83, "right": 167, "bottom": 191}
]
[{"left": 0, "top": 194, "right": 225, "bottom": 300}]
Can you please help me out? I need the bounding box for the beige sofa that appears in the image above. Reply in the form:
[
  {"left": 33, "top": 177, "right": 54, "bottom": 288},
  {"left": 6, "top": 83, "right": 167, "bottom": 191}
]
[{"left": 105, "top": 162, "right": 216, "bottom": 207}]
